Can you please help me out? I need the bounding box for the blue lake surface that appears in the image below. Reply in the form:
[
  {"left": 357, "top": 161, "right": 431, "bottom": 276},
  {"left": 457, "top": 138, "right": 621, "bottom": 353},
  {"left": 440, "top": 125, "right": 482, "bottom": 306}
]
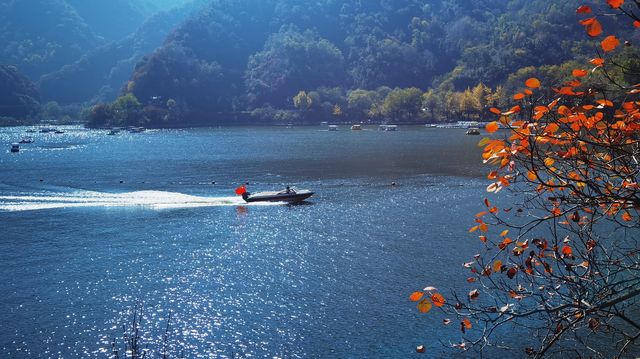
[{"left": 0, "top": 126, "right": 495, "bottom": 357}]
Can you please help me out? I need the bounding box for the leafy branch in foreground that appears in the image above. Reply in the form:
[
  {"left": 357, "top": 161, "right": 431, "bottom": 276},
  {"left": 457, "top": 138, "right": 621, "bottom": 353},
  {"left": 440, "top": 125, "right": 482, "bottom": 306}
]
[{"left": 412, "top": 1, "right": 640, "bottom": 357}]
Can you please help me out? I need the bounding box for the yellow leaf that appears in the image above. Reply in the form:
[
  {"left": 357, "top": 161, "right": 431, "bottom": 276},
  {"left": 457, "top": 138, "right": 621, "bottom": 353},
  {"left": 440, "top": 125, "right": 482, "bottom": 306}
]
[{"left": 417, "top": 299, "right": 432, "bottom": 313}]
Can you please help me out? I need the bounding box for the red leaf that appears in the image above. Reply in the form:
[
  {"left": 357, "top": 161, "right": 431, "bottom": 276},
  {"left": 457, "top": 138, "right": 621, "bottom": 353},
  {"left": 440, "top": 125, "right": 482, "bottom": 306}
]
[
  {"left": 576, "top": 5, "right": 592, "bottom": 14},
  {"left": 486, "top": 122, "right": 499, "bottom": 133},
  {"left": 572, "top": 69, "right": 588, "bottom": 77},
  {"left": 431, "top": 293, "right": 446, "bottom": 307},
  {"left": 581, "top": 17, "right": 602, "bottom": 37},
  {"left": 410, "top": 291, "right": 424, "bottom": 302},
  {"left": 601, "top": 35, "right": 620, "bottom": 52},
  {"left": 607, "top": 0, "right": 624, "bottom": 8},
  {"left": 634, "top": 21, "right": 640, "bottom": 28},
  {"left": 525, "top": 78, "right": 541, "bottom": 88}
]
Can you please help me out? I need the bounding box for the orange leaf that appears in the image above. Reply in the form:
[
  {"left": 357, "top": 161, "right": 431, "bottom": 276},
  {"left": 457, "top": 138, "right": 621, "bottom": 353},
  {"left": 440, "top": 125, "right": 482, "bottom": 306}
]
[
  {"left": 486, "top": 122, "right": 499, "bottom": 133},
  {"left": 462, "top": 318, "right": 472, "bottom": 330},
  {"left": 493, "top": 260, "right": 503, "bottom": 273},
  {"left": 601, "top": 35, "right": 620, "bottom": 52},
  {"left": 572, "top": 69, "right": 588, "bottom": 77},
  {"left": 590, "top": 58, "right": 605, "bottom": 66},
  {"left": 544, "top": 158, "right": 555, "bottom": 167},
  {"left": 561, "top": 246, "right": 573, "bottom": 256},
  {"left": 596, "top": 99, "right": 614, "bottom": 107},
  {"left": 417, "top": 299, "right": 432, "bottom": 313},
  {"left": 431, "top": 293, "right": 446, "bottom": 307},
  {"left": 634, "top": 21, "right": 640, "bottom": 28},
  {"left": 500, "top": 229, "right": 509, "bottom": 237},
  {"left": 513, "top": 93, "right": 525, "bottom": 100},
  {"left": 607, "top": 0, "right": 624, "bottom": 8},
  {"left": 525, "top": 78, "right": 541, "bottom": 88},
  {"left": 622, "top": 211, "right": 633, "bottom": 222},
  {"left": 576, "top": 5, "right": 592, "bottom": 14},
  {"left": 527, "top": 171, "right": 537, "bottom": 181},
  {"left": 489, "top": 107, "right": 501, "bottom": 115},
  {"left": 582, "top": 17, "right": 602, "bottom": 37},
  {"left": 410, "top": 291, "right": 424, "bottom": 302}
]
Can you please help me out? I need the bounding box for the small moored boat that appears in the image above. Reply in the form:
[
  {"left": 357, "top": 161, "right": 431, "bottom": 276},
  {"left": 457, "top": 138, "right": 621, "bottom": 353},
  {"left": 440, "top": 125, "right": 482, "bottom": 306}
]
[
  {"left": 10, "top": 143, "right": 20, "bottom": 152},
  {"left": 351, "top": 124, "right": 362, "bottom": 131},
  {"left": 236, "top": 186, "right": 314, "bottom": 203},
  {"left": 328, "top": 125, "right": 338, "bottom": 131},
  {"left": 466, "top": 127, "right": 480, "bottom": 135},
  {"left": 19, "top": 137, "right": 34, "bottom": 144}
]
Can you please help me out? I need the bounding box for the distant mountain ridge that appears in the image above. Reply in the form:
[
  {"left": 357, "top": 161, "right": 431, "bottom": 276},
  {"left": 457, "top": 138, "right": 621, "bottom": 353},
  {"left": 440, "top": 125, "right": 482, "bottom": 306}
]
[
  {"left": 39, "top": 0, "right": 208, "bottom": 105},
  {"left": 0, "top": 0, "right": 200, "bottom": 83}
]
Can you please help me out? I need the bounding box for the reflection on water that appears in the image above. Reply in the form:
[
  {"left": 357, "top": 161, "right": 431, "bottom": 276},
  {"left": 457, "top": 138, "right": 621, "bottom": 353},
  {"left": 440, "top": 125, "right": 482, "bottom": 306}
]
[{"left": 0, "top": 126, "right": 494, "bottom": 357}]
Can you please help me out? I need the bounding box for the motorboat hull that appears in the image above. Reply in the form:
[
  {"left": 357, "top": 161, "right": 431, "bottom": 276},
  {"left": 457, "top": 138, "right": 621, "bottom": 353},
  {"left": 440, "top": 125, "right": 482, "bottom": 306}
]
[{"left": 243, "top": 191, "right": 314, "bottom": 203}]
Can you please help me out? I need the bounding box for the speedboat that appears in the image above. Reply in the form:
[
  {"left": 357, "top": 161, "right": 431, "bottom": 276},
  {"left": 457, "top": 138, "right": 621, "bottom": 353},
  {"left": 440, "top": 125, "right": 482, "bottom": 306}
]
[
  {"left": 236, "top": 186, "right": 314, "bottom": 203},
  {"left": 466, "top": 127, "right": 480, "bottom": 135},
  {"left": 19, "top": 137, "right": 34, "bottom": 144},
  {"left": 351, "top": 124, "right": 362, "bottom": 130}
]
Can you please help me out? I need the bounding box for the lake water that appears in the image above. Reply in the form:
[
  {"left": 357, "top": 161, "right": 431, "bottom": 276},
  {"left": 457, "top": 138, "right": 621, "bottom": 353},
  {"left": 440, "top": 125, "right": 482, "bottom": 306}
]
[{"left": 0, "top": 126, "right": 495, "bottom": 357}]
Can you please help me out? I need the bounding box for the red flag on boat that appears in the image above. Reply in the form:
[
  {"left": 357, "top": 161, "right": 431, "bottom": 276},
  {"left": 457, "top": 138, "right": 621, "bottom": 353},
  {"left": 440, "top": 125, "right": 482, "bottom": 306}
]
[{"left": 235, "top": 185, "right": 247, "bottom": 195}]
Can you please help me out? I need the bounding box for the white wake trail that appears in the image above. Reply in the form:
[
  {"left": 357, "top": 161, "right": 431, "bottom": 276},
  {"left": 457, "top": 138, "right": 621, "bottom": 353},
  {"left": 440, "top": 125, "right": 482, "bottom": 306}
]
[{"left": 0, "top": 190, "right": 280, "bottom": 212}]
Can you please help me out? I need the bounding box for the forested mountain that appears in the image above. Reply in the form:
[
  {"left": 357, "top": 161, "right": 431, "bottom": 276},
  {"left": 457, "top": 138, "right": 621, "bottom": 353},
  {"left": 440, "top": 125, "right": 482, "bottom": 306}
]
[
  {"left": 0, "top": 66, "right": 40, "bottom": 124},
  {"left": 0, "top": 0, "right": 204, "bottom": 125},
  {"left": 0, "top": 0, "right": 100, "bottom": 79},
  {"left": 39, "top": 0, "right": 208, "bottom": 105},
  {"left": 0, "top": 0, "right": 197, "bottom": 81},
  {"left": 1, "top": 0, "right": 637, "bottom": 127},
  {"left": 94, "top": 0, "right": 631, "bottom": 127},
  {"left": 66, "top": 0, "right": 193, "bottom": 43}
]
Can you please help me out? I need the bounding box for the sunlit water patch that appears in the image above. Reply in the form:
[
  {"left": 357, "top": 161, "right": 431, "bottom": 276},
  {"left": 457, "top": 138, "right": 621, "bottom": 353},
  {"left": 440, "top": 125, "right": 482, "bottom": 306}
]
[{"left": 0, "top": 126, "right": 501, "bottom": 357}]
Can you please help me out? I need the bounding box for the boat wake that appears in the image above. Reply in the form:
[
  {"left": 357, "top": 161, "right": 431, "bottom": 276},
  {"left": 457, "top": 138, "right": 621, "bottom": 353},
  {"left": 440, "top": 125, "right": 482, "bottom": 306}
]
[{"left": 0, "top": 190, "right": 280, "bottom": 212}]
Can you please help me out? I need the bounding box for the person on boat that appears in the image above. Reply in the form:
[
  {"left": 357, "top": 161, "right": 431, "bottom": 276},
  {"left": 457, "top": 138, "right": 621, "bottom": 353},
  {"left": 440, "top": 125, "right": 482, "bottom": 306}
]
[{"left": 286, "top": 186, "right": 291, "bottom": 193}]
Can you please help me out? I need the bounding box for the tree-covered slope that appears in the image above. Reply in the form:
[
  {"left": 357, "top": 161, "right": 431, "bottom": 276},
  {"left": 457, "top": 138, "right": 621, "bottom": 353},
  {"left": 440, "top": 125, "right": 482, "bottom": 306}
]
[
  {"left": 0, "top": 65, "right": 40, "bottom": 124},
  {"left": 117, "top": 0, "right": 597, "bottom": 127},
  {"left": 0, "top": 0, "right": 100, "bottom": 79},
  {"left": 38, "top": 1, "right": 207, "bottom": 105}
]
